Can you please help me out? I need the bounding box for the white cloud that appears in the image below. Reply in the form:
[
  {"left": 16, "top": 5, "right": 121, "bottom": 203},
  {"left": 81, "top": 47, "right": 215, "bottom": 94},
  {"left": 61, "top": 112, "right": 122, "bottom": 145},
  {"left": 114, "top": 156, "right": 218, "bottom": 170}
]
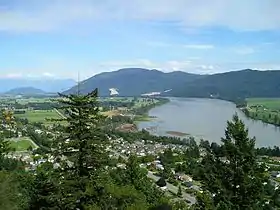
[
  {"left": 184, "top": 44, "right": 214, "bottom": 50},
  {"left": 2, "top": 60, "right": 280, "bottom": 80},
  {"left": 42, "top": 72, "right": 55, "bottom": 77},
  {"left": 1, "top": 0, "right": 280, "bottom": 32}
]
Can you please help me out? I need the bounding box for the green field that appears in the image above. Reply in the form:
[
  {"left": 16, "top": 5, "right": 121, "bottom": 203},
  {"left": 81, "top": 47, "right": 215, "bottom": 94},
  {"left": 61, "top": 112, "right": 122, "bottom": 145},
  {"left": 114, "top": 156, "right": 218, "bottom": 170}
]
[
  {"left": 15, "top": 109, "right": 62, "bottom": 124},
  {"left": 245, "top": 98, "right": 280, "bottom": 125},
  {"left": 15, "top": 97, "right": 53, "bottom": 105},
  {"left": 9, "top": 137, "right": 37, "bottom": 151},
  {"left": 247, "top": 98, "right": 280, "bottom": 110}
]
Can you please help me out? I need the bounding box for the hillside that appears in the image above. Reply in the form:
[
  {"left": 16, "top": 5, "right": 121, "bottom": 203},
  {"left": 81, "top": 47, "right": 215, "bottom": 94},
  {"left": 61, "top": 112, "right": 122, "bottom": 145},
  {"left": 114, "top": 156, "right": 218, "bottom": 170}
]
[
  {"left": 64, "top": 68, "right": 203, "bottom": 96},
  {"left": 64, "top": 68, "right": 280, "bottom": 99},
  {"left": 172, "top": 69, "right": 280, "bottom": 100},
  {"left": 0, "top": 78, "right": 76, "bottom": 93},
  {"left": 4, "top": 87, "right": 46, "bottom": 95}
]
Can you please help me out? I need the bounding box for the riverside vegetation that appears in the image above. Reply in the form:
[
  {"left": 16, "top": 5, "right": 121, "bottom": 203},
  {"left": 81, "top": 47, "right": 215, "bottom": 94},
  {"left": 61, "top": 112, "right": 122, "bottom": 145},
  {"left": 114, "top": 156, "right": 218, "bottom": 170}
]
[
  {"left": 0, "top": 90, "right": 279, "bottom": 209},
  {"left": 240, "top": 98, "right": 280, "bottom": 127}
]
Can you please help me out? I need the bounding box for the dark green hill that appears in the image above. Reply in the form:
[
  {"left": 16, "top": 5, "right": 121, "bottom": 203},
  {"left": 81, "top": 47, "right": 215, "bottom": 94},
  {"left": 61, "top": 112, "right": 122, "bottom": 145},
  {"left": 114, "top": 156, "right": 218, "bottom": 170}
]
[
  {"left": 64, "top": 68, "right": 280, "bottom": 100},
  {"left": 64, "top": 68, "right": 203, "bottom": 96},
  {"left": 172, "top": 69, "right": 280, "bottom": 100}
]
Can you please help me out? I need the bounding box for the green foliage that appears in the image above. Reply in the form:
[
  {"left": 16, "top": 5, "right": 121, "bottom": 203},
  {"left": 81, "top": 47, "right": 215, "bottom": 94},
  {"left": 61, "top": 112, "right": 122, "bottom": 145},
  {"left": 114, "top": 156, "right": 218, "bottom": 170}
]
[
  {"left": 198, "top": 114, "right": 268, "bottom": 209},
  {"left": 193, "top": 192, "right": 215, "bottom": 210},
  {"left": 0, "top": 171, "right": 30, "bottom": 210},
  {"left": 48, "top": 89, "right": 109, "bottom": 208},
  {"left": 0, "top": 134, "right": 11, "bottom": 158},
  {"left": 177, "top": 184, "right": 183, "bottom": 198}
]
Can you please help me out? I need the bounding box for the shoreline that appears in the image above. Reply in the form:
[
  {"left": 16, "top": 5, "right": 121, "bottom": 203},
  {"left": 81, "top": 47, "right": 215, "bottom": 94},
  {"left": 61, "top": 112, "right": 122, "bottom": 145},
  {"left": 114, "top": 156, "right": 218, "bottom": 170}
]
[
  {"left": 239, "top": 107, "right": 280, "bottom": 128},
  {"left": 133, "top": 97, "right": 170, "bottom": 123},
  {"left": 206, "top": 96, "right": 280, "bottom": 128}
]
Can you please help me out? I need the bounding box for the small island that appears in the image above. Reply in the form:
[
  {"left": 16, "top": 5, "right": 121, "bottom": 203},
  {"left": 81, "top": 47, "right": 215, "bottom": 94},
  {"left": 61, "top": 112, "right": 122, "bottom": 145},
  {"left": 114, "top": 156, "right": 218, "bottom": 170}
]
[{"left": 166, "top": 131, "right": 189, "bottom": 137}]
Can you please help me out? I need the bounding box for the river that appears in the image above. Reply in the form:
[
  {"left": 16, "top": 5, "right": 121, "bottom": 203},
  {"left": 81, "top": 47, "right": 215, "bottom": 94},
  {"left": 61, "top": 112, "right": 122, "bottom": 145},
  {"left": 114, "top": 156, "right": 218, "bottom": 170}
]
[{"left": 137, "top": 98, "right": 280, "bottom": 147}]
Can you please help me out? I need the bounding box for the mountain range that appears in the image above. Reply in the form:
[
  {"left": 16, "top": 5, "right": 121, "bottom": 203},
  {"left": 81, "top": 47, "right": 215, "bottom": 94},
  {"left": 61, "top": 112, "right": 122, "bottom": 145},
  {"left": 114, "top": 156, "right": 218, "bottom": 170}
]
[
  {"left": 0, "top": 78, "right": 76, "bottom": 93},
  {"left": 64, "top": 68, "right": 280, "bottom": 100},
  {"left": 64, "top": 68, "right": 203, "bottom": 96}
]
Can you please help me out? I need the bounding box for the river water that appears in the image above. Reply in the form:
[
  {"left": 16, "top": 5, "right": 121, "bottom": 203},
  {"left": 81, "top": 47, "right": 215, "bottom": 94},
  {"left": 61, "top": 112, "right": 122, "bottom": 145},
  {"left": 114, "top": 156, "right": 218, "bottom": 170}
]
[{"left": 137, "top": 98, "right": 280, "bottom": 147}]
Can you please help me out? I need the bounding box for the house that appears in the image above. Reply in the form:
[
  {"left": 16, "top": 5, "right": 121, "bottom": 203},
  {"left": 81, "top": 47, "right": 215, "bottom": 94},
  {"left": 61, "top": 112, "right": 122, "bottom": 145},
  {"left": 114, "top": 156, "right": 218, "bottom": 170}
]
[
  {"left": 155, "top": 164, "right": 164, "bottom": 170},
  {"left": 175, "top": 173, "right": 193, "bottom": 182}
]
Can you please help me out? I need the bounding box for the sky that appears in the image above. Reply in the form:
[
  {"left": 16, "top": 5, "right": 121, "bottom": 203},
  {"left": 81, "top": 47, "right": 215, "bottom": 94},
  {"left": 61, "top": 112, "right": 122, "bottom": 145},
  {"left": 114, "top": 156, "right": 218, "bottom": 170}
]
[{"left": 0, "top": 0, "right": 280, "bottom": 80}]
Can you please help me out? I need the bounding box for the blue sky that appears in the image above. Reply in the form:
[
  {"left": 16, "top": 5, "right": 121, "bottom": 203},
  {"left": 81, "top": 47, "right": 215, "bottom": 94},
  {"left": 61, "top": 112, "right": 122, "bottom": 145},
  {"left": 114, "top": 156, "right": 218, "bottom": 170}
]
[{"left": 0, "top": 0, "right": 280, "bottom": 80}]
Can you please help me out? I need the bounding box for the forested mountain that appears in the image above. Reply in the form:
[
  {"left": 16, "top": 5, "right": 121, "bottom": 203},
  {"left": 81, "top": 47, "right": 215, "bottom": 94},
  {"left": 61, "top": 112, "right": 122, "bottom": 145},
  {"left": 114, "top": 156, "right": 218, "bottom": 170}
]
[
  {"left": 172, "top": 69, "right": 280, "bottom": 100},
  {"left": 64, "top": 68, "right": 203, "bottom": 96},
  {"left": 64, "top": 68, "right": 280, "bottom": 99}
]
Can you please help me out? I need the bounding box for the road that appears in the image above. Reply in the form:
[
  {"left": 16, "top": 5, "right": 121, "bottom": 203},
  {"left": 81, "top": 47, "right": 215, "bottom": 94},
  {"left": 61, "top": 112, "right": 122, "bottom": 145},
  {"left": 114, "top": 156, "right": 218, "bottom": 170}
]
[
  {"left": 54, "top": 108, "right": 67, "bottom": 119},
  {"left": 110, "top": 149, "right": 196, "bottom": 205},
  {"left": 147, "top": 171, "right": 196, "bottom": 205}
]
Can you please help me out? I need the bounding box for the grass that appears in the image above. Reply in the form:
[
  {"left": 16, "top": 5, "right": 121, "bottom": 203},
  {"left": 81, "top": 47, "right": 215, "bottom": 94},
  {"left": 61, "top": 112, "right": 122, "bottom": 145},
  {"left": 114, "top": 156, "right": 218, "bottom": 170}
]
[
  {"left": 15, "top": 97, "right": 53, "bottom": 105},
  {"left": 134, "top": 115, "right": 153, "bottom": 122},
  {"left": 15, "top": 109, "right": 62, "bottom": 124},
  {"left": 247, "top": 98, "right": 280, "bottom": 110},
  {"left": 9, "top": 137, "right": 37, "bottom": 151},
  {"left": 245, "top": 98, "right": 280, "bottom": 125}
]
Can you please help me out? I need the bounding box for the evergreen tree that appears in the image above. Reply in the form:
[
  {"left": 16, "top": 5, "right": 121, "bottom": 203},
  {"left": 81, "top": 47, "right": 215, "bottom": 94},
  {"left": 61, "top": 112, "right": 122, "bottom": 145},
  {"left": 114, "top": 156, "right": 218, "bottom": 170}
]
[
  {"left": 0, "top": 134, "right": 10, "bottom": 158},
  {"left": 49, "top": 89, "right": 109, "bottom": 209},
  {"left": 199, "top": 114, "right": 268, "bottom": 209},
  {"left": 177, "top": 184, "right": 182, "bottom": 198},
  {"left": 193, "top": 192, "right": 215, "bottom": 210}
]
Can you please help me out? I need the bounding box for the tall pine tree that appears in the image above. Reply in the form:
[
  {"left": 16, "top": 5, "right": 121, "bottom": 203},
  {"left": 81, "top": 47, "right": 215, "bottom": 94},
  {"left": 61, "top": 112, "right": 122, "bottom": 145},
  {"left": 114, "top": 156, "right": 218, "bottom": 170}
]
[
  {"left": 199, "top": 114, "right": 268, "bottom": 209},
  {"left": 51, "top": 88, "right": 109, "bottom": 209}
]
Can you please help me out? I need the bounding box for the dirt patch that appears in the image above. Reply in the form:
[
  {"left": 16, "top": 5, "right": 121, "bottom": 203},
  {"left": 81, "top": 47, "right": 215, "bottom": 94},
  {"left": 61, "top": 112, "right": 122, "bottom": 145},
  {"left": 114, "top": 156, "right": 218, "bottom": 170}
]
[{"left": 116, "top": 123, "right": 137, "bottom": 132}]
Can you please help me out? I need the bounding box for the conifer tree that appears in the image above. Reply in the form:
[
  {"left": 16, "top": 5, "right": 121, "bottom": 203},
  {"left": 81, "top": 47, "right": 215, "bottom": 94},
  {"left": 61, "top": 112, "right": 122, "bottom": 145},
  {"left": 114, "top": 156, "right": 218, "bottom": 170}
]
[
  {"left": 0, "top": 134, "right": 10, "bottom": 158},
  {"left": 199, "top": 114, "right": 268, "bottom": 209},
  {"left": 51, "top": 88, "right": 109, "bottom": 209},
  {"left": 177, "top": 184, "right": 182, "bottom": 198}
]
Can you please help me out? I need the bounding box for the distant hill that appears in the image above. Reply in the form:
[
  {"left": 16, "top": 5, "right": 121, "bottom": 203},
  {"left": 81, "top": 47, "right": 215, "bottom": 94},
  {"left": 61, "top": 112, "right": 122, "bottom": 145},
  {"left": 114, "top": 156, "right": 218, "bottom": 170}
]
[
  {"left": 64, "top": 68, "right": 280, "bottom": 100},
  {"left": 5, "top": 87, "right": 46, "bottom": 96},
  {"left": 0, "top": 78, "right": 76, "bottom": 93},
  {"left": 172, "top": 69, "right": 280, "bottom": 100},
  {"left": 64, "top": 68, "right": 203, "bottom": 96}
]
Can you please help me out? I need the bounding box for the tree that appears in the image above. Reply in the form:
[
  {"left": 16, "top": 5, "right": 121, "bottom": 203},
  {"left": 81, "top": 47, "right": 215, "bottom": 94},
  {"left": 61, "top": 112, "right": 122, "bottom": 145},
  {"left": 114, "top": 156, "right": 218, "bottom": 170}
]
[
  {"left": 177, "top": 184, "right": 182, "bottom": 198},
  {"left": 0, "top": 171, "right": 27, "bottom": 210},
  {"left": 47, "top": 89, "right": 109, "bottom": 209},
  {"left": 0, "top": 134, "right": 10, "bottom": 158},
  {"left": 199, "top": 114, "right": 268, "bottom": 209},
  {"left": 199, "top": 139, "right": 211, "bottom": 151},
  {"left": 193, "top": 192, "right": 215, "bottom": 210},
  {"left": 162, "top": 164, "right": 173, "bottom": 179},
  {"left": 2, "top": 109, "right": 16, "bottom": 138}
]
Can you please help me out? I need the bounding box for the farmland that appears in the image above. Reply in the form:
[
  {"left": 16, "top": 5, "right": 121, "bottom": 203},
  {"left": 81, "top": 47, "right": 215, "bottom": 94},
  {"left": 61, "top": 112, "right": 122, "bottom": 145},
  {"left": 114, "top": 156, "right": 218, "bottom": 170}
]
[
  {"left": 247, "top": 98, "right": 280, "bottom": 110},
  {"left": 243, "top": 98, "right": 280, "bottom": 126},
  {"left": 14, "top": 110, "right": 62, "bottom": 124}
]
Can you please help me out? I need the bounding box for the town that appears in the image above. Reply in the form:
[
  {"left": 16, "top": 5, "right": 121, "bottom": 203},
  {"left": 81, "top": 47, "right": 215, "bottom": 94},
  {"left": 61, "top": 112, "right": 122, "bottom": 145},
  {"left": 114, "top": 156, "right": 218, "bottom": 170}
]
[{"left": 1, "top": 95, "right": 280, "bottom": 208}]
